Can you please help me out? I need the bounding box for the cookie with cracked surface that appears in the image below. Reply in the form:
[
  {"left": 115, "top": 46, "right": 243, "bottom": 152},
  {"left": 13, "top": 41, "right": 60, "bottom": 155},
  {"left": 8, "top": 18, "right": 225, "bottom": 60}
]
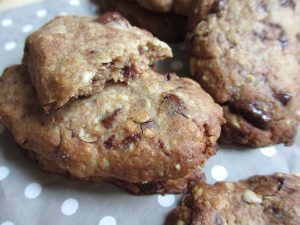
[
  {"left": 188, "top": 0, "right": 300, "bottom": 147},
  {"left": 167, "top": 173, "right": 300, "bottom": 225},
  {"left": 22, "top": 13, "right": 172, "bottom": 112},
  {"left": 99, "top": 0, "right": 188, "bottom": 42},
  {"left": 0, "top": 65, "right": 224, "bottom": 189}
]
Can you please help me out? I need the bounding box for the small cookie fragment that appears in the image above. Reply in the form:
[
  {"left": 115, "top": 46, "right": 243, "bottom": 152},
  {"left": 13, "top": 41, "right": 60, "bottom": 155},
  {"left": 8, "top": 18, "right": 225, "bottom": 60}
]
[
  {"left": 0, "top": 65, "right": 224, "bottom": 192},
  {"left": 23, "top": 13, "right": 172, "bottom": 112},
  {"left": 167, "top": 173, "right": 300, "bottom": 225},
  {"left": 188, "top": 0, "right": 300, "bottom": 146}
]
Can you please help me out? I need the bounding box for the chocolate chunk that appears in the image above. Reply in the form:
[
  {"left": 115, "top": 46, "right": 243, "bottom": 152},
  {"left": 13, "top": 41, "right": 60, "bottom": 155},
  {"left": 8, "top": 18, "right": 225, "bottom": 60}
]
[
  {"left": 209, "top": 0, "right": 228, "bottom": 14},
  {"left": 104, "top": 135, "right": 115, "bottom": 149},
  {"left": 122, "top": 66, "right": 136, "bottom": 79},
  {"left": 162, "top": 93, "right": 187, "bottom": 116},
  {"left": 94, "top": 12, "right": 122, "bottom": 24},
  {"left": 297, "top": 34, "right": 300, "bottom": 42},
  {"left": 274, "top": 92, "right": 292, "bottom": 105},
  {"left": 122, "top": 134, "right": 141, "bottom": 146},
  {"left": 164, "top": 73, "right": 176, "bottom": 81},
  {"left": 229, "top": 100, "right": 272, "bottom": 130},
  {"left": 101, "top": 109, "right": 121, "bottom": 129}
]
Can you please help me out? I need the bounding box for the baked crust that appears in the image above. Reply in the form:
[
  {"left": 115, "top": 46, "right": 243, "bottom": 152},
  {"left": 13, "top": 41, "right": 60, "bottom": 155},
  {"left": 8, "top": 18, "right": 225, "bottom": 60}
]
[
  {"left": 168, "top": 173, "right": 300, "bottom": 225},
  {"left": 23, "top": 13, "right": 172, "bottom": 112},
  {"left": 0, "top": 65, "right": 224, "bottom": 185},
  {"left": 188, "top": 0, "right": 300, "bottom": 146}
]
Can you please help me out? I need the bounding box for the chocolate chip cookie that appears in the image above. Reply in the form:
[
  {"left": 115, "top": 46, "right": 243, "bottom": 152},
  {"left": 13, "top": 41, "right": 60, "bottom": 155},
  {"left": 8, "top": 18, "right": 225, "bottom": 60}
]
[
  {"left": 168, "top": 173, "right": 300, "bottom": 225},
  {"left": 99, "top": 0, "right": 190, "bottom": 42},
  {"left": 23, "top": 13, "right": 172, "bottom": 112},
  {"left": 188, "top": 0, "right": 300, "bottom": 146},
  {"left": 0, "top": 65, "right": 224, "bottom": 193}
]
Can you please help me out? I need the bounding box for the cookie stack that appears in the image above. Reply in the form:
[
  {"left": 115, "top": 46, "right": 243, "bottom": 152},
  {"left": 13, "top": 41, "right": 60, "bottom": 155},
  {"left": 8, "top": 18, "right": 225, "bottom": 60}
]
[{"left": 0, "top": 13, "right": 224, "bottom": 194}]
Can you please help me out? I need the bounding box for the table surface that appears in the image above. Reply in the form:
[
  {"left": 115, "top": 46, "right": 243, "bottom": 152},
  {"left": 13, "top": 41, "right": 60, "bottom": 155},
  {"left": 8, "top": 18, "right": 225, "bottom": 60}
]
[{"left": 0, "top": 0, "right": 41, "bottom": 11}]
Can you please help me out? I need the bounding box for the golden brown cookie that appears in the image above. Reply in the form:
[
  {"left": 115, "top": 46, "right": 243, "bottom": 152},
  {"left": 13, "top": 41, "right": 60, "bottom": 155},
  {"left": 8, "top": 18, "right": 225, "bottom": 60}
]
[
  {"left": 168, "top": 173, "right": 300, "bottom": 225},
  {"left": 0, "top": 65, "right": 224, "bottom": 192},
  {"left": 23, "top": 13, "right": 172, "bottom": 112},
  {"left": 188, "top": 0, "right": 300, "bottom": 147}
]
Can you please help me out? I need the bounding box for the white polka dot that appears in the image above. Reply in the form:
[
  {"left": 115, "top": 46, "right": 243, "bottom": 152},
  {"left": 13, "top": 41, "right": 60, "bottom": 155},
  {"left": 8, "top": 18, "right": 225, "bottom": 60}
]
[
  {"left": 69, "top": 0, "right": 80, "bottom": 6},
  {"left": 157, "top": 194, "right": 175, "bottom": 207},
  {"left": 99, "top": 216, "right": 117, "bottom": 225},
  {"left": 211, "top": 165, "right": 228, "bottom": 181},
  {"left": 1, "top": 18, "right": 12, "bottom": 27},
  {"left": 61, "top": 198, "right": 79, "bottom": 216},
  {"left": 36, "top": 9, "right": 48, "bottom": 18},
  {"left": 24, "top": 182, "right": 42, "bottom": 199},
  {"left": 0, "top": 123, "right": 4, "bottom": 134},
  {"left": 22, "top": 25, "right": 33, "bottom": 33},
  {"left": 4, "top": 42, "right": 17, "bottom": 51},
  {"left": 0, "top": 166, "right": 10, "bottom": 181},
  {"left": 170, "top": 60, "right": 183, "bottom": 70},
  {"left": 1, "top": 221, "right": 14, "bottom": 225},
  {"left": 260, "top": 146, "right": 277, "bottom": 157},
  {"left": 59, "top": 12, "right": 68, "bottom": 16}
]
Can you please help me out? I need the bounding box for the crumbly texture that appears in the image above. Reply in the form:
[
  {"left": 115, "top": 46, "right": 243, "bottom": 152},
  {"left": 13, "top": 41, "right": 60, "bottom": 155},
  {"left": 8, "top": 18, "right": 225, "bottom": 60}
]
[
  {"left": 22, "top": 13, "right": 172, "bottom": 112},
  {"left": 168, "top": 173, "right": 300, "bottom": 225},
  {"left": 188, "top": 0, "right": 300, "bottom": 147},
  {"left": 0, "top": 65, "right": 224, "bottom": 185},
  {"left": 136, "top": 0, "right": 194, "bottom": 16},
  {"left": 99, "top": 0, "right": 188, "bottom": 42}
]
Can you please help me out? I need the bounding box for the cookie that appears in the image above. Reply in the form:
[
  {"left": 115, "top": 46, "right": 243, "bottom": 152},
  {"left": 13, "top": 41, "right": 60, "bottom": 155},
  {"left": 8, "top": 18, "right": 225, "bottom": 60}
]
[
  {"left": 0, "top": 65, "right": 224, "bottom": 191},
  {"left": 99, "top": 0, "right": 188, "bottom": 42},
  {"left": 24, "top": 148, "right": 206, "bottom": 194},
  {"left": 168, "top": 173, "right": 300, "bottom": 225},
  {"left": 23, "top": 13, "right": 172, "bottom": 112},
  {"left": 188, "top": 0, "right": 300, "bottom": 146}
]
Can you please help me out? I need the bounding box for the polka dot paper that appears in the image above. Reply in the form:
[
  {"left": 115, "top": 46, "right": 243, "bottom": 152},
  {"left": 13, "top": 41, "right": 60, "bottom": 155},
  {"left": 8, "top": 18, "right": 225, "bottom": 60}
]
[{"left": 0, "top": 1, "right": 300, "bottom": 225}]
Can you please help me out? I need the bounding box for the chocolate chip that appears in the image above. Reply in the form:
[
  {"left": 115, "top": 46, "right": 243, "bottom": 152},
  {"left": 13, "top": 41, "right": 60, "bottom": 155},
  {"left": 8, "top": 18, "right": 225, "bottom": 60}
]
[
  {"left": 122, "top": 66, "right": 136, "bottom": 79},
  {"left": 274, "top": 92, "right": 292, "bottom": 105},
  {"left": 94, "top": 12, "right": 123, "bottom": 24},
  {"left": 229, "top": 100, "right": 272, "bottom": 130},
  {"left": 161, "top": 93, "right": 187, "bottom": 116},
  {"left": 104, "top": 135, "right": 115, "bottom": 149},
  {"left": 164, "top": 73, "right": 176, "bottom": 81},
  {"left": 209, "top": 0, "right": 228, "bottom": 14},
  {"left": 279, "top": 0, "right": 296, "bottom": 9},
  {"left": 101, "top": 109, "right": 121, "bottom": 129},
  {"left": 122, "top": 134, "right": 141, "bottom": 147}
]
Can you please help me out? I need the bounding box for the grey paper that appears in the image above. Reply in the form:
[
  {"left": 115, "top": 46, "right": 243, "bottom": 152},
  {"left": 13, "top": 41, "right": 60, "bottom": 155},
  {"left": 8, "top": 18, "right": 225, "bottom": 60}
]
[{"left": 0, "top": 1, "right": 299, "bottom": 225}]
